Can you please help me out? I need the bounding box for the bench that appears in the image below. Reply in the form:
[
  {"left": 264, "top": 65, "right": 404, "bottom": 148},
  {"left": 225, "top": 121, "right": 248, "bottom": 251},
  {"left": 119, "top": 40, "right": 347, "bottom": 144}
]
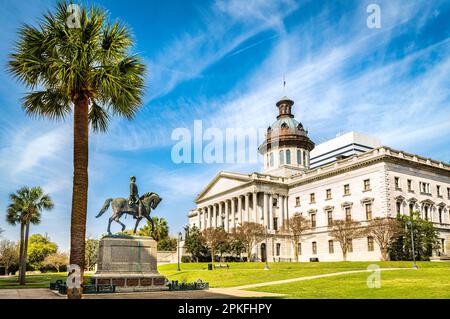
[
  {"left": 50, "top": 280, "right": 115, "bottom": 295},
  {"left": 214, "top": 263, "right": 229, "bottom": 269}
]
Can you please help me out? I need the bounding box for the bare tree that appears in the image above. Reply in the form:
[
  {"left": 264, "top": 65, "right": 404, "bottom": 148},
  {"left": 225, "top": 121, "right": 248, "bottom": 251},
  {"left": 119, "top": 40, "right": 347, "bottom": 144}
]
[
  {"left": 43, "top": 252, "right": 69, "bottom": 273},
  {"left": 366, "top": 217, "right": 402, "bottom": 261},
  {"left": 329, "top": 219, "right": 366, "bottom": 261},
  {"left": 202, "top": 227, "right": 228, "bottom": 263},
  {"left": 0, "top": 240, "right": 19, "bottom": 275},
  {"left": 232, "top": 222, "right": 265, "bottom": 262},
  {"left": 282, "top": 213, "right": 310, "bottom": 262}
]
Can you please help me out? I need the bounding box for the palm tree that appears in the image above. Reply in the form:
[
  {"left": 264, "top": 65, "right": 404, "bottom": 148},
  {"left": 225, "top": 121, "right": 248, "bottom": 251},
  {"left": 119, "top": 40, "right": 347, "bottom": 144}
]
[
  {"left": 6, "top": 186, "right": 54, "bottom": 285},
  {"left": 8, "top": 2, "right": 146, "bottom": 298}
]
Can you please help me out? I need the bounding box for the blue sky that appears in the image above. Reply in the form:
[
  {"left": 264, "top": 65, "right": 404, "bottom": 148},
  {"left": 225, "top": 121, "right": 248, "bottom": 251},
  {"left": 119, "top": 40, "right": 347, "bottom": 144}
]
[{"left": 0, "top": 0, "right": 449, "bottom": 251}]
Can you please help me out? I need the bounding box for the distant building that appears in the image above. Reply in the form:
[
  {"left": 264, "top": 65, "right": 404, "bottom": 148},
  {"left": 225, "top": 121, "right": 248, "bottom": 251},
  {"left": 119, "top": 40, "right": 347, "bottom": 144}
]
[
  {"left": 310, "top": 132, "right": 381, "bottom": 169},
  {"left": 187, "top": 97, "right": 450, "bottom": 262}
]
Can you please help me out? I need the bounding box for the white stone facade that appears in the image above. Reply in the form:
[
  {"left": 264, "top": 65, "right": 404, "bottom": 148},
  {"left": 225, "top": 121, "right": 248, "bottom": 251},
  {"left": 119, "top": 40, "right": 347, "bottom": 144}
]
[{"left": 187, "top": 99, "right": 450, "bottom": 262}]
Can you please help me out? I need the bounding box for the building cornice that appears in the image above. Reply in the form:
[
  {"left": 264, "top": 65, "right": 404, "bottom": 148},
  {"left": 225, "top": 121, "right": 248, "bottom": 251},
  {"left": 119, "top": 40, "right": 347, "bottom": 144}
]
[{"left": 288, "top": 146, "right": 450, "bottom": 188}]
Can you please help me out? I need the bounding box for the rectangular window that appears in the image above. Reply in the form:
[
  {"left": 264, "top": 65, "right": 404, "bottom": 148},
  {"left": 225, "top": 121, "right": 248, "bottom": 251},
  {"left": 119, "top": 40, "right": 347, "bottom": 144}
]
[
  {"left": 448, "top": 187, "right": 450, "bottom": 199},
  {"left": 328, "top": 240, "right": 334, "bottom": 254},
  {"left": 368, "top": 237, "right": 374, "bottom": 251},
  {"left": 347, "top": 239, "right": 353, "bottom": 253},
  {"left": 295, "top": 196, "right": 301, "bottom": 207},
  {"left": 344, "top": 184, "right": 350, "bottom": 195},
  {"left": 310, "top": 193, "right": 315, "bottom": 203},
  {"left": 273, "top": 217, "right": 278, "bottom": 231},
  {"left": 407, "top": 179, "right": 413, "bottom": 191},
  {"left": 437, "top": 185, "right": 442, "bottom": 197},
  {"left": 326, "top": 189, "right": 332, "bottom": 200},
  {"left": 420, "top": 182, "right": 430, "bottom": 194},
  {"left": 276, "top": 243, "right": 281, "bottom": 256},
  {"left": 396, "top": 201, "right": 402, "bottom": 214},
  {"left": 394, "top": 177, "right": 400, "bottom": 189},
  {"left": 327, "top": 210, "right": 333, "bottom": 226},
  {"left": 363, "top": 179, "right": 371, "bottom": 191},
  {"left": 312, "top": 242, "right": 317, "bottom": 255},
  {"left": 365, "top": 203, "right": 373, "bottom": 220},
  {"left": 311, "top": 213, "right": 316, "bottom": 228},
  {"left": 298, "top": 243, "right": 302, "bottom": 256},
  {"left": 345, "top": 206, "right": 352, "bottom": 221}
]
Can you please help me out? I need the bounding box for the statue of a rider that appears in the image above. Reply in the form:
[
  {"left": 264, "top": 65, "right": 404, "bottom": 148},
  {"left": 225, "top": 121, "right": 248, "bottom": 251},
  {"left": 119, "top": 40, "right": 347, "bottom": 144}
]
[{"left": 128, "top": 176, "right": 142, "bottom": 219}]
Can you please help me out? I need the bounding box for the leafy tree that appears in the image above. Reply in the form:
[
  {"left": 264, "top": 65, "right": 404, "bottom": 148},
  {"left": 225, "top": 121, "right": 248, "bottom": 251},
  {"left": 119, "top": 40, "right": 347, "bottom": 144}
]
[
  {"left": 27, "top": 234, "right": 58, "bottom": 270},
  {"left": 0, "top": 240, "right": 19, "bottom": 275},
  {"left": 8, "top": 2, "right": 146, "bottom": 299},
  {"left": 85, "top": 238, "right": 99, "bottom": 271},
  {"left": 329, "top": 219, "right": 366, "bottom": 261},
  {"left": 6, "top": 186, "right": 54, "bottom": 284},
  {"left": 43, "top": 252, "right": 68, "bottom": 272},
  {"left": 232, "top": 222, "right": 265, "bottom": 262},
  {"left": 282, "top": 213, "right": 311, "bottom": 262},
  {"left": 202, "top": 227, "right": 228, "bottom": 263},
  {"left": 184, "top": 226, "right": 207, "bottom": 262},
  {"left": 229, "top": 236, "right": 245, "bottom": 261},
  {"left": 389, "top": 212, "right": 440, "bottom": 261},
  {"left": 157, "top": 237, "right": 177, "bottom": 251},
  {"left": 366, "top": 217, "right": 402, "bottom": 261}
]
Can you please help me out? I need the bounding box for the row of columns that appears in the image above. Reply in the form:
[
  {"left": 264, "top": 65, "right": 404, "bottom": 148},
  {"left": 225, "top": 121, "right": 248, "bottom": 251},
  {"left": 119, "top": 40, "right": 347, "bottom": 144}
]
[{"left": 195, "top": 192, "right": 289, "bottom": 232}]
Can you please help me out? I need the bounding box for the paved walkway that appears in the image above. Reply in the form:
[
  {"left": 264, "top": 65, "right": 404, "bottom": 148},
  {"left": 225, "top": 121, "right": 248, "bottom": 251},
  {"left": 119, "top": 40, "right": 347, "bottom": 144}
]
[
  {"left": 0, "top": 268, "right": 414, "bottom": 299},
  {"left": 231, "top": 267, "right": 415, "bottom": 290}
]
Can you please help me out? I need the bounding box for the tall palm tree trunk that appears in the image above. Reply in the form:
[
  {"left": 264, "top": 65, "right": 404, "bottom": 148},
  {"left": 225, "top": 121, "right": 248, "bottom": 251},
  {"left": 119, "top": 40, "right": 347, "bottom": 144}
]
[
  {"left": 18, "top": 223, "right": 25, "bottom": 282},
  {"left": 19, "top": 221, "right": 30, "bottom": 285},
  {"left": 68, "top": 96, "right": 89, "bottom": 299}
]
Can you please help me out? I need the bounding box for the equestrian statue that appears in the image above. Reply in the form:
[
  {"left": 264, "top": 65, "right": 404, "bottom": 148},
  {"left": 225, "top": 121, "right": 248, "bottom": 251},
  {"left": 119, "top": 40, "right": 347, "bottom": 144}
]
[{"left": 96, "top": 176, "right": 163, "bottom": 235}]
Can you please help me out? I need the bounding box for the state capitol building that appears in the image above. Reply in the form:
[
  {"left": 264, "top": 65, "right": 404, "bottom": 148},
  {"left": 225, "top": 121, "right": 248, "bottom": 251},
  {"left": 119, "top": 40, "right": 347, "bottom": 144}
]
[{"left": 187, "top": 97, "right": 450, "bottom": 261}]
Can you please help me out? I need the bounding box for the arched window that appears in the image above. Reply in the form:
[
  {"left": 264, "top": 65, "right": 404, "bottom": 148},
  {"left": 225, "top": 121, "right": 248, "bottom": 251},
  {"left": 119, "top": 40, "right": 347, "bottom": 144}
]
[
  {"left": 286, "top": 150, "right": 291, "bottom": 164},
  {"left": 279, "top": 150, "right": 285, "bottom": 165},
  {"left": 303, "top": 150, "right": 307, "bottom": 165},
  {"left": 297, "top": 150, "right": 302, "bottom": 165},
  {"left": 269, "top": 152, "right": 274, "bottom": 167}
]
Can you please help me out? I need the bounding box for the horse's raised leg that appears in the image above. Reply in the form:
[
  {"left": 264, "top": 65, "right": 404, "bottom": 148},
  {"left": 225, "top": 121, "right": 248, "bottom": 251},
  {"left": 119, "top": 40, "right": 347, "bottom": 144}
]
[
  {"left": 144, "top": 215, "right": 155, "bottom": 238},
  {"left": 133, "top": 218, "right": 141, "bottom": 234},
  {"left": 107, "top": 217, "right": 113, "bottom": 235},
  {"left": 116, "top": 219, "right": 126, "bottom": 232}
]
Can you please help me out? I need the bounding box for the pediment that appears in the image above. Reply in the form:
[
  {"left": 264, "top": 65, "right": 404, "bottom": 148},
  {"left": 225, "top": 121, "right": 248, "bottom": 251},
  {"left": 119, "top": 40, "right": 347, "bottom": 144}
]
[{"left": 196, "top": 172, "right": 251, "bottom": 202}]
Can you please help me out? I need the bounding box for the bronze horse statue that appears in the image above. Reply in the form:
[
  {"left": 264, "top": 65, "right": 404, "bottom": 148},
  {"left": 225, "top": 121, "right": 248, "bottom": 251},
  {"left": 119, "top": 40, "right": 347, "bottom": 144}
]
[{"left": 96, "top": 192, "right": 162, "bottom": 235}]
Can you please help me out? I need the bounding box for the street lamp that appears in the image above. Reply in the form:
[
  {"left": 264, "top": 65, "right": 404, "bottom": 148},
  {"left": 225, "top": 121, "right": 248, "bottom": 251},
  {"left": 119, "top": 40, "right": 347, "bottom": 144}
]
[
  {"left": 407, "top": 221, "right": 418, "bottom": 269},
  {"left": 177, "top": 231, "right": 183, "bottom": 272},
  {"left": 264, "top": 226, "right": 270, "bottom": 270}
]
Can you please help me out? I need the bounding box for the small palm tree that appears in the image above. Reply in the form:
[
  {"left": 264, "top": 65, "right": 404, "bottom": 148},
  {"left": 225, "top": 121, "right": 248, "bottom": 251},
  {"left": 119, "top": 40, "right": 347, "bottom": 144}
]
[
  {"left": 6, "top": 186, "right": 54, "bottom": 285},
  {"left": 8, "top": 2, "right": 146, "bottom": 298},
  {"left": 138, "top": 216, "right": 169, "bottom": 241}
]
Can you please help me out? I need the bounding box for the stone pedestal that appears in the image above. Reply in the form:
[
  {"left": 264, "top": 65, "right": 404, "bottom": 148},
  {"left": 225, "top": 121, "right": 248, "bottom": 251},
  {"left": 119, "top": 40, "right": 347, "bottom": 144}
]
[{"left": 92, "top": 235, "right": 167, "bottom": 292}]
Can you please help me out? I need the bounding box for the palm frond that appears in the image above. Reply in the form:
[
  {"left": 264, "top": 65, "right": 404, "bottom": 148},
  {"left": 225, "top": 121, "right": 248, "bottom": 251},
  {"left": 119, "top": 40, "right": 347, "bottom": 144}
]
[
  {"left": 89, "top": 100, "right": 110, "bottom": 132},
  {"left": 22, "top": 90, "right": 71, "bottom": 121}
]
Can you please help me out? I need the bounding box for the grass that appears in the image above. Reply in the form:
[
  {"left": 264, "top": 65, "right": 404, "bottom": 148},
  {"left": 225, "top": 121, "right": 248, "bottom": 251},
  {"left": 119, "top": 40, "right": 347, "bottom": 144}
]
[
  {"left": 0, "top": 273, "right": 91, "bottom": 289},
  {"left": 157, "top": 261, "right": 424, "bottom": 288},
  {"left": 1, "top": 262, "right": 448, "bottom": 299},
  {"left": 247, "top": 263, "right": 450, "bottom": 298}
]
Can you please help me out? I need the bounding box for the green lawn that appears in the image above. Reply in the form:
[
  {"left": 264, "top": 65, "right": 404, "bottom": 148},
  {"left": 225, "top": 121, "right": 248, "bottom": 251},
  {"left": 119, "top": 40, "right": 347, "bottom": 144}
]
[
  {"left": 0, "top": 273, "right": 91, "bottom": 289},
  {"left": 1, "top": 262, "right": 448, "bottom": 299},
  {"left": 158, "top": 261, "right": 425, "bottom": 288},
  {"left": 247, "top": 263, "right": 450, "bottom": 298}
]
